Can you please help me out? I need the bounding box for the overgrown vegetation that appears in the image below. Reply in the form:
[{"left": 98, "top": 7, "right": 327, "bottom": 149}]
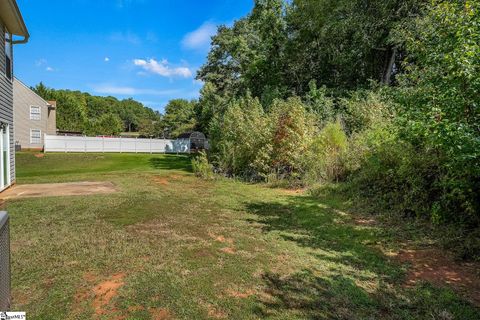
[{"left": 184, "top": 0, "right": 480, "bottom": 259}]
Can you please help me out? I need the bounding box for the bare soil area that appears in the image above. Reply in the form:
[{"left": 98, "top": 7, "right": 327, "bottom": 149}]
[
  {"left": 1, "top": 181, "right": 117, "bottom": 199},
  {"left": 395, "top": 249, "right": 480, "bottom": 305}
]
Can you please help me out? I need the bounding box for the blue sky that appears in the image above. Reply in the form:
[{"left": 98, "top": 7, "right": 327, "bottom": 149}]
[{"left": 14, "top": 0, "right": 253, "bottom": 112}]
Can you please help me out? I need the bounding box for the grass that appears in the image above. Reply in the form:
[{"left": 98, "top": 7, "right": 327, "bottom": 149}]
[{"left": 5, "top": 152, "right": 480, "bottom": 319}]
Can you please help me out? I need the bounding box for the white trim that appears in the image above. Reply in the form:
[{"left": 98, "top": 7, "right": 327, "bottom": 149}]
[
  {"left": 6, "top": 126, "right": 10, "bottom": 186},
  {"left": 30, "top": 128, "right": 41, "bottom": 144},
  {"left": 0, "top": 124, "right": 11, "bottom": 191},
  {"left": 30, "top": 105, "right": 41, "bottom": 120}
]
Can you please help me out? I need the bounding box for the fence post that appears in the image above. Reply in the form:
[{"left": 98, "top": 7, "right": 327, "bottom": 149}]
[
  {"left": 135, "top": 137, "right": 137, "bottom": 153},
  {"left": 64, "top": 134, "right": 67, "bottom": 153},
  {"left": 84, "top": 135, "right": 87, "bottom": 153},
  {"left": 102, "top": 136, "right": 105, "bottom": 153},
  {"left": 120, "top": 137, "right": 122, "bottom": 153},
  {"left": 44, "top": 134, "right": 47, "bottom": 154},
  {"left": 150, "top": 138, "right": 152, "bottom": 154}
]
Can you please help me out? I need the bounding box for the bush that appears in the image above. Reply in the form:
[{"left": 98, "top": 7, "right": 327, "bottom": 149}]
[
  {"left": 209, "top": 95, "right": 316, "bottom": 182},
  {"left": 209, "top": 94, "right": 272, "bottom": 179},
  {"left": 339, "top": 89, "right": 394, "bottom": 134},
  {"left": 303, "top": 119, "right": 348, "bottom": 184},
  {"left": 192, "top": 151, "right": 215, "bottom": 180},
  {"left": 269, "top": 97, "right": 316, "bottom": 176}
]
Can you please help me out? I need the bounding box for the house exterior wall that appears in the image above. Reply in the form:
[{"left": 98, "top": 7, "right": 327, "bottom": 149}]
[
  {"left": 46, "top": 100, "right": 56, "bottom": 135},
  {"left": 13, "top": 79, "right": 56, "bottom": 149},
  {"left": 0, "top": 20, "right": 15, "bottom": 184}
]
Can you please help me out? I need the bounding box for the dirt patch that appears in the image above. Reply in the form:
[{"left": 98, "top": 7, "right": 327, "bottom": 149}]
[
  {"left": 148, "top": 307, "right": 172, "bottom": 320},
  {"left": 279, "top": 188, "right": 306, "bottom": 195},
  {"left": 396, "top": 249, "right": 480, "bottom": 305},
  {"left": 226, "top": 288, "right": 256, "bottom": 299},
  {"left": 220, "top": 247, "right": 236, "bottom": 254},
  {"left": 151, "top": 174, "right": 184, "bottom": 186},
  {"left": 0, "top": 181, "right": 117, "bottom": 199},
  {"left": 152, "top": 176, "right": 170, "bottom": 186},
  {"left": 209, "top": 232, "right": 234, "bottom": 245},
  {"left": 92, "top": 273, "right": 126, "bottom": 315},
  {"left": 34, "top": 153, "right": 45, "bottom": 158}
]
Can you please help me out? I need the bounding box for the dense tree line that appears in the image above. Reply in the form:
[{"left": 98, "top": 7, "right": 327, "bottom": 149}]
[
  {"left": 187, "top": 0, "right": 480, "bottom": 259},
  {"left": 33, "top": 83, "right": 162, "bottom": 136}
]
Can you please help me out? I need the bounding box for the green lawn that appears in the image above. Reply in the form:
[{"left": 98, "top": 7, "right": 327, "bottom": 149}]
[{"left": 5, "top": 152, "right": 479, "bottom": 319}]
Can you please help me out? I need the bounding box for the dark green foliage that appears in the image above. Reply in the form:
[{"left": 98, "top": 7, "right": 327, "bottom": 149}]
[
  {"left": 160, "top": 99, "right": 197, "bottom": 138},
  {"left": 33, "top": 84, "right": 161, "bottom": 135},
  {"left": 86, "top": 113, "right": 124, "bottom": 136},
  {"left": 191, "top": 151, "right": 215, "bottom": 180}
]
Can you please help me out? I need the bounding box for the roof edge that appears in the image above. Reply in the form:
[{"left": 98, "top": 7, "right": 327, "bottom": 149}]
[
  {"left": 1, "top": 0, "right": 29, "bottom": 39},
  {"left": 14, "top": 77, "right": 51, "bottom": 106}
]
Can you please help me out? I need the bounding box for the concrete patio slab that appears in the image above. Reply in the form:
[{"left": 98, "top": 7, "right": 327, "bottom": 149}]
[{"left": 0, "top": 181, "right": 117, "bottom": 199}]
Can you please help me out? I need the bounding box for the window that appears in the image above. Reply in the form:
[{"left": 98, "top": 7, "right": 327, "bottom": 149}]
[
  {"left": 5, "top": 32, "right": 12, "bottom": 80},
  {"left": 30, "top": 106, "right": 41, "bottom": 120},
  {"left": 30, "top": 129, "right": 41, "bottom": 144}
]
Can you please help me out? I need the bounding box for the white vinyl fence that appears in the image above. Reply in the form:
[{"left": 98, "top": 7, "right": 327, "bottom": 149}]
[{"left": 44, "top": 135, "right": 190, "bottom": 153}]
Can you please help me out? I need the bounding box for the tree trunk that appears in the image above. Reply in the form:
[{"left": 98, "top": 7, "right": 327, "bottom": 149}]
[{"left": 383, "top": 46, "right": 397, "bottom": 85}]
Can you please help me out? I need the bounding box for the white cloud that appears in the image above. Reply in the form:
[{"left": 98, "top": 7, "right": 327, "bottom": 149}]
[
  {"left": 182, "top": 22, "right": 217, "bottom": 51},
  {"left": 133, "top": 58, "right": 192, "bottom": 78},
  {"left": 45, "top": 67, "right": 54, "bottom": 72},
  {"left": 92, "top": 84, "right": 181, "bottom": 96},
  {"left": 104, "top": 57, "right": 110, "bottom": 62}
]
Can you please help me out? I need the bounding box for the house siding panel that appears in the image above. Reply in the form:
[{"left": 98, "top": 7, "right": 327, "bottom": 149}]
[
  {"left": 0, "top": 21, "right": 15, "bottom": 183},
  {"left": 13, "top": 79, "right": 55, "bottom": 149}
]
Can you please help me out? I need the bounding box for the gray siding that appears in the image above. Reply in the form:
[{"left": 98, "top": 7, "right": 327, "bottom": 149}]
[
  {"left": 14, "top": 79, "right": 56, "bottom": 149},
  {"left": 0, "top": 21, "right": 15, "bottom": 184}
]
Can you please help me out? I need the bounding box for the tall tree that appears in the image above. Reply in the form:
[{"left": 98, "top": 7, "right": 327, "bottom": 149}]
[{"left": 161, "top": 99, "right": 197, "bottom": 138}]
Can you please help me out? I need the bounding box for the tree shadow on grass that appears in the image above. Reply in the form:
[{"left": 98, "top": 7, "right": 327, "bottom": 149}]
[
  {"left": 245, "top": 195, "right": 401, "bottom": 280},
  {"left": 148, "top": 155, "right": 192, "bottom": 172},
  {"left": 255, "top": 270, "right": 391, "bottom": 319},
  {"left": 245, "top": 195, "right": 480, "bottom": 319}
]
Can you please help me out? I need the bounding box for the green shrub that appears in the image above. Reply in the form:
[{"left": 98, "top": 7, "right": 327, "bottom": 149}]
[
  {"left": 339, "top": 89, "right": 394, "bottom": 134},
  {"left": 192, "top": 151, "right": 215, "bottom": 180},
  {"left": 209, "top": 95, "right": 316, "bottom": 182},
  {"left": 269, "top": 97, "right": 316, "bottom": 176},
  {"left": 303, "top": 119, "right": 348, "bottom": 184},
  {"left": 210, "top": 94, "right": 272, "bottom": 179},
  {"left": 305, "top": 80, "right": 336, "bottom": 125}
]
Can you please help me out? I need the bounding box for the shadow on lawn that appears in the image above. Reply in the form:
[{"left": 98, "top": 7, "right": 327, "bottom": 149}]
[
  {"left": 255, "top": 270, "right": 394, "bottom": 319},
  {"left": 245, "top": 194, "right": 480, "bottom": 318},
  {"left": 149, "top": 155, "right": 192, "bottom": 172},
  {"left": 246, "top": 195, "right": 400, "bottom": 279}
]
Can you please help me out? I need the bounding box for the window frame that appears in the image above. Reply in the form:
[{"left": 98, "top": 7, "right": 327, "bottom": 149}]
[
  {"left": 30, "top": 105, "right": 41, "bottom": 120},
  {"left": 30, "top": 129, "right": 42, "bottom": 144},
  {"left": 4, "top": 31, "right": 13, "bottom": 81}
]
